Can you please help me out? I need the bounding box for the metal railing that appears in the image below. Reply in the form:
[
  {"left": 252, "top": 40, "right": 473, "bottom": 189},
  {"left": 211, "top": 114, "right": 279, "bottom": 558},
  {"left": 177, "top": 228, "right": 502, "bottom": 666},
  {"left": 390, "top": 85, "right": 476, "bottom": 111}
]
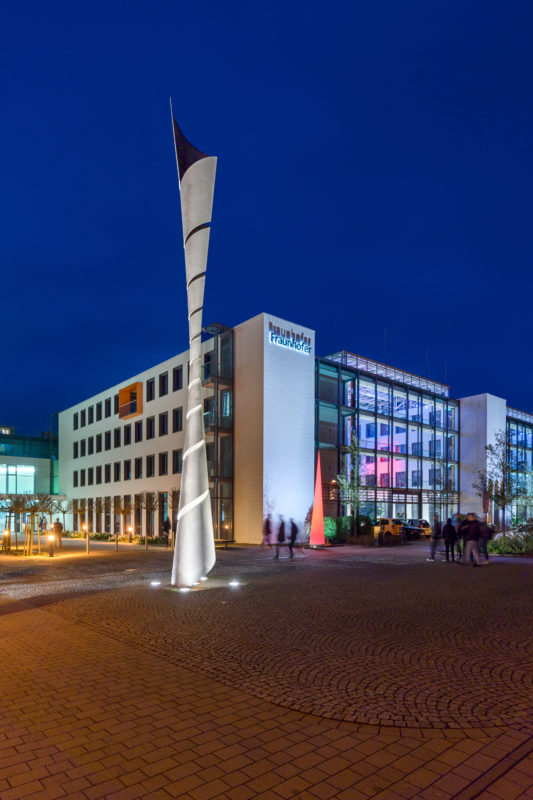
[{"left": 326, "top": 351, "right": 450, "bottom": 397}]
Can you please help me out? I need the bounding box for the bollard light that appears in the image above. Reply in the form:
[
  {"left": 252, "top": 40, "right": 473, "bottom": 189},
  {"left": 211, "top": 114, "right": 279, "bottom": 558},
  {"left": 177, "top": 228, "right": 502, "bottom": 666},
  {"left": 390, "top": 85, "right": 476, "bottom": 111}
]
[
  {"left": 82, "top": 523, "right": 89, "bottom": 554},
  {"left": 48, "top": 533, "right": 55, "bottom": 558},
  {"left": 128, "top": 525, "right": 133, "bottom": 543}
]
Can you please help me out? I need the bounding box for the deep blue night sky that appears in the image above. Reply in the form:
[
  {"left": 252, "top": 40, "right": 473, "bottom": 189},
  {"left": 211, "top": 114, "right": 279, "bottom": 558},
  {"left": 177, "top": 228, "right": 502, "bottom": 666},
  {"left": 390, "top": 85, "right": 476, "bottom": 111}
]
[{"left": 3, "top": 1, "right": 532, "bottom": 434}]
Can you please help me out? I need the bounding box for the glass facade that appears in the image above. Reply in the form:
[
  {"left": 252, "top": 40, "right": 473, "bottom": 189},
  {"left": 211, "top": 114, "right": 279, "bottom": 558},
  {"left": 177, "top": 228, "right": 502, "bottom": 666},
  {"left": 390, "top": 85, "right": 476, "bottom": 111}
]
[
  {"left": 316, "top": 357, "right": 460, "bottom": 521},
  {"left": 203, "top": 324, "right": 234, "bottom": 541},
  {"left": 507, "top": 415, "right": 533, "bottom": 521}
]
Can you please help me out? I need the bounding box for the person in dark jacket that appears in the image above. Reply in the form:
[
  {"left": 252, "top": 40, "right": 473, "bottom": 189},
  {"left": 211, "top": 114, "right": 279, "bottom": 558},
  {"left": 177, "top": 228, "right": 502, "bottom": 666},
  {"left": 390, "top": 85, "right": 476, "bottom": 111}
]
[
  {"left": 274, "top": 516, "right": 285, "bottom": 560},
  {"left": 442, "top": 518, "right": 457, "bottom": 562},
  {"left": 459, "top": 513, "right": 486, "bottom": 566},
  {"left": 288, "top": 518, "right": 298, "bottom": 558},
  {"left": 427, "top": 515, "right": 442, "bottom": 561},
  {"left": 458, "top": 517, "right": 469, "bottom": 559},
  {"left": 479, "top": 522, "right": 493, "bottom": 562}
]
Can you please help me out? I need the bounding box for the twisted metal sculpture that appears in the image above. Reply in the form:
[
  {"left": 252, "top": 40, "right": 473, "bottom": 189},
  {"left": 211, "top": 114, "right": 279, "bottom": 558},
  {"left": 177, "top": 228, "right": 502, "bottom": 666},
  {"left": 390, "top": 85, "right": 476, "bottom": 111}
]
[{"left": 170, "top": 104, "right": 216, "bottom": 587}]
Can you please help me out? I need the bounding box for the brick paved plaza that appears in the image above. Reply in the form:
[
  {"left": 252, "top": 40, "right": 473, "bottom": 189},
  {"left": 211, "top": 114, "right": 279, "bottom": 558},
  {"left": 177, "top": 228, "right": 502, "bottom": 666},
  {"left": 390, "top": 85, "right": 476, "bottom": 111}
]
[{"left": 1, "top": 541, "right": 532, "bottom": 799}]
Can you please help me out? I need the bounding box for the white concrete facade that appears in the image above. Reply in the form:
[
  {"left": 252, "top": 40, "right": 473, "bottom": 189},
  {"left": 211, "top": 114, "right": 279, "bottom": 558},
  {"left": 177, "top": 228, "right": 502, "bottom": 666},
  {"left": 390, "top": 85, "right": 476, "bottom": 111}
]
[
  {"left": 234, "top": 313, "right": 315, "bottom": 543},
  {"left": 459, "top": 393, "right": 507, "bottom": 515},
  {"left": 57, "top": 347, "right": 211, "bottom": 535}
]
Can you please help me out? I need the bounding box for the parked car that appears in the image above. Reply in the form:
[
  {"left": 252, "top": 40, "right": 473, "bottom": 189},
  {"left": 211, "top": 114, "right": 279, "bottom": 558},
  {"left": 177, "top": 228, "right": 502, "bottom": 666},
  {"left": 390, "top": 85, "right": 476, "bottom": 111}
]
[
  {"left": 405, "top": 518, "right": 432, "bottom": 539},
  {"left": 373, "top": 518, "right": 407, "bottom": 546}
]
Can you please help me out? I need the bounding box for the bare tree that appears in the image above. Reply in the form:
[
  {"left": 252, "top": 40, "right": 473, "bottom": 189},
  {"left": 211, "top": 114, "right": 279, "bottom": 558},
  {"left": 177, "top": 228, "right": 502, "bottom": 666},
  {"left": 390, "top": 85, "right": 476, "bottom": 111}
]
[
  {"left": 113, "top": 496, "right": 134, "bottom": 551},
  {"left": 483, "top": 430, "right": 522, "bottom": 530},
  {"left": 53, "top": 498, "right": 73, "bottom": 531}
]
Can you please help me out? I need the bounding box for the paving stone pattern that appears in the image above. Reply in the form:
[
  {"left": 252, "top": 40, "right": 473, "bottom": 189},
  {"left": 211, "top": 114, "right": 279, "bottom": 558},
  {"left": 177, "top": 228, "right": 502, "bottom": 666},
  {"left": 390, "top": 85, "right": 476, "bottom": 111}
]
[{"left": 1, "top": 543, "right": 532, "bottom": 799}]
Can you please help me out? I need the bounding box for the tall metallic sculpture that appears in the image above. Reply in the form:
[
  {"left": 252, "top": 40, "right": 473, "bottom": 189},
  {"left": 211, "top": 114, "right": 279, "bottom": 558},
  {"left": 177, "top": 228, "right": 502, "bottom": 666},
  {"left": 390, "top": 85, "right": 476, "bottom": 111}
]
[{"left": 170, "top": 104, "right": 216, "bottom": 587}]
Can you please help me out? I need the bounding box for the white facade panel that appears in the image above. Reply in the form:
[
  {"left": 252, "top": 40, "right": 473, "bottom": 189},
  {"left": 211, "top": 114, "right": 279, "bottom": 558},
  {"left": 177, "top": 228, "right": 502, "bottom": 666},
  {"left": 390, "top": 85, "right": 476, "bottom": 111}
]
[
  {"left": 262, "top": 314, "right": 315, "bottom": 539},
  {"left": 459, "top": 393, "right": 507, "bottom": 514}
]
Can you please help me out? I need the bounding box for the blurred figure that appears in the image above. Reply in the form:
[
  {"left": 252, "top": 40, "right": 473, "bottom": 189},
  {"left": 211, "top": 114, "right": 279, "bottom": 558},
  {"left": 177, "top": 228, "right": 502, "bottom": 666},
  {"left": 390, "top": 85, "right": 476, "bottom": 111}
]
[
  {"left": 442, "top": 517, "right": 456, "bottom": 562},
  {"left": 479, "top": 520, "right": 493, "bottom": 563},
  {"left": 162, "top": 517, "right": 171, "bottom": 548},
  {"left": 262, "top": 514, "right": 272, "bottom": 548},
  {"left": 289, "top": 518, "right": 298, "bottom": 558},
  {"left": 53, "top": 518, "right": 63, "bottom": 548},
  {"left": 460, "top": 513, "right": 486, "bottom": 566},
  {"left": 454, "top": 515, "right": 463, "bottom": 558},
  {"left": 427, "top": 515, "right": 442, "bottom": 561},
  {"left": 274, "top": 515, "right": 285, "bottom": 560}
]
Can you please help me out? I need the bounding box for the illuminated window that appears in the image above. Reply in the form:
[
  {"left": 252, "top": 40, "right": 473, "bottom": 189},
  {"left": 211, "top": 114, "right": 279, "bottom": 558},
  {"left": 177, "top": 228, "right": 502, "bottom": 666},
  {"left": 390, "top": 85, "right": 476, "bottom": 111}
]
[
  {"left": 0, "top": 464, "right": 36, "bottom": 494},
  {"left": 172, "top": 449, "right": 183, "bottom": 474}
]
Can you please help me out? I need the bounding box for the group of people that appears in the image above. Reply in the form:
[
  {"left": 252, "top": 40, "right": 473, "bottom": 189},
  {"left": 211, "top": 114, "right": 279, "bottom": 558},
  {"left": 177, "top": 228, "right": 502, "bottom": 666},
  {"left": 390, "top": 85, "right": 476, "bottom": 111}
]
[
  {"left": 263, "top": 514, "right": 299, "bottom": 559},
  {"left": 428, "top": 513, "right": 494, "bottom": 565}
]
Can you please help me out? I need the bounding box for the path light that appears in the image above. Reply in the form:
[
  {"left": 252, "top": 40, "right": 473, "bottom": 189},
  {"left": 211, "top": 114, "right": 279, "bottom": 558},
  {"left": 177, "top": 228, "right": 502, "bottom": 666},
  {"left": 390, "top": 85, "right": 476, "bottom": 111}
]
[
  {"left": 127, "top": 525, "right": 133, "bottom": 543},
  {"left": 229, "top": 580, "right": 240, "bottom": 588},
  {"left": 82, "top": 523, "right": 89, "bottom": 554},
  {"left": 150, "top": 581, "right": 161, "bottom": 587},
  {"left": 179, "top": 587, "right": 191, "bottom": 593},
  {"left": 48, "top": 533, "right": 55, "bottom": 558}
]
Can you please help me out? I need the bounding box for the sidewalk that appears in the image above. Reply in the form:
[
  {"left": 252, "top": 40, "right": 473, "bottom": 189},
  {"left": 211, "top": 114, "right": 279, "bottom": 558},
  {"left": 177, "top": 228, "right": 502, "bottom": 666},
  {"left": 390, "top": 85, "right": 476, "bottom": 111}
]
[{"left": 1, "top": 545, "right": 532, "bottom": 799}]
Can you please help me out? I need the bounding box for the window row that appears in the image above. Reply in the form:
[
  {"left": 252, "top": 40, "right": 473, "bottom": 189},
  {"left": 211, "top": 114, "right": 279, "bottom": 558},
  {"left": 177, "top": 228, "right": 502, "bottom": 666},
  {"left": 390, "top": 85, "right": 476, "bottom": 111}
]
[
  {"left": 318, "top": 363, "right": 458, "bottom": 429},
  {"left": 318, "top": 405, "right": 459, "bottom": 460},
  {"left": 508, "top": 422, "right": 533, "bottom": 449},
  {"left": 338, "top": 452, "right": 459, "bottom": 490},
  {"left": 73, "top": 367, "right": 184, "bottom": 430},
  {"left": 73, "top": 450, "right": 183, "bottom": 486},
  {"left": 73, "top": 409, "right": 183, "bottom": 457},
  {"left": 509, "top": 446, "right": 533, "bottom": 472}
]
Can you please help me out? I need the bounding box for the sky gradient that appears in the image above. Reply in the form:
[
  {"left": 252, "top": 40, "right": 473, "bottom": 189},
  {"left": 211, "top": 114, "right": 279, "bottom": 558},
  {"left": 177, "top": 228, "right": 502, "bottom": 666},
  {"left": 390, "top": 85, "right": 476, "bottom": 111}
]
[{"left": 3, "top": 0, "right": 532, "bottom": 433}]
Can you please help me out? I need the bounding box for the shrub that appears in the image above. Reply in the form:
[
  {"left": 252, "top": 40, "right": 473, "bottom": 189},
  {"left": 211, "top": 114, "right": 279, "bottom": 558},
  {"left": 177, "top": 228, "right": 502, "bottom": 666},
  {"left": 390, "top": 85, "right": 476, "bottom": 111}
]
[{"left": 488, "top": 530, "right": 533, "bottom": 555}]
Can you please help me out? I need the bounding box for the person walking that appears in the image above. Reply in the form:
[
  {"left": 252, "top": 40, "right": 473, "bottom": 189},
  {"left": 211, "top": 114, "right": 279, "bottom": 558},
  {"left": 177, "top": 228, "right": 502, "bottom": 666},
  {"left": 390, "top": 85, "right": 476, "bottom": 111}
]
[
  {"left": 454, "top": 515, "right": 463, "bottom": 559},
  {"left": 289, "top": 518, "right": 298, "bottom": 558},
  {"left": 458, "top": 516, "right": 469, "bottom": 561},
  {"left": 262, "top": 514, "right": 272, "bottom": 548},
  {"left": 479, "top": 521, "right": 493, "bottom": 563},
  {"left": 442, "top": 517, "right": 457, "bottom": 562},
  {"left": 162, "top": 517, "right": 171, "bottom": 547},
  {"left": 427, "top": 514, "right": 442, "bottom": 561},
  {"left": 53, "top": 518, "right": 63, "bottom": 548},
  {"left": 274, "top": 515, "right": 285, "bottom": 560},
  {"left": 460, "top": 513, "right": 486, "bottom": 566}
]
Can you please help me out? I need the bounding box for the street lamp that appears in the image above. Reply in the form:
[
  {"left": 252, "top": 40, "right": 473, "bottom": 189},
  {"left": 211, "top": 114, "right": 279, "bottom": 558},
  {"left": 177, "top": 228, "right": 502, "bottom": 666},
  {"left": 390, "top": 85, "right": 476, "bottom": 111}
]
[{"left": 82, "top": 523, "right": 89, "bottom": 554}]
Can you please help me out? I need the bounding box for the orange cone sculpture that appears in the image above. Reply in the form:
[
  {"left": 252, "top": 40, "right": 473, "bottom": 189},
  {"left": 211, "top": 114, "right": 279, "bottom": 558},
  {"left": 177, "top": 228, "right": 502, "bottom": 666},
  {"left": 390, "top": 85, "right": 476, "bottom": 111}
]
[{"left": 310, "top": 452, "right": 326, "bottom": 546}]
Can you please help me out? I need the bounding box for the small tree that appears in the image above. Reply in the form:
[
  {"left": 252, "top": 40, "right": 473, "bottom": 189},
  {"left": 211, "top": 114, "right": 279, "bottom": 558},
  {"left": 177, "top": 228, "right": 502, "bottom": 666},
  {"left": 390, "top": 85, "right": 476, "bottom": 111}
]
[
  {"left": 337, "top": 430, "right": 361, "bottom": 533},
  {"left": 113, "top": 496, "right": 134, "bottom": 550},
  {"left": 53, "top": 498, "right": 73, "bottom": 531},
  {"left": 483, "top": 430, "right": 522, "bottom": 531}
]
